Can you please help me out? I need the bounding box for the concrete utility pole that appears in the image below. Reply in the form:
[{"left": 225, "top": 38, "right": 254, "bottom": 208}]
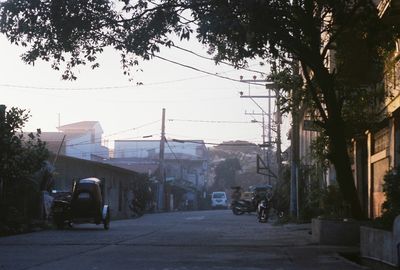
[
  {"left": 290, "top": 65, "right": 300, "bottom": 219},
  {"left": 240, "top": 78, "right": 283, "bottom": 185},
  {"left": 158, "top": 108, "right": 166, "bottom": 211},
  {"left": 275, "top": 88, "right": 283, "bottom": 183}
]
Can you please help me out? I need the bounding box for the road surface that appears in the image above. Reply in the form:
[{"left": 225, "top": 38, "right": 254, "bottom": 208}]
[{"left": 0, "top": 210, "right": 365, "bottom": 270}]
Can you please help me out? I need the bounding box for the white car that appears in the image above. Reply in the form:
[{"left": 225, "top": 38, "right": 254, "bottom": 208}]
[{"left": 211, "top": 191, "right": 228, "bottom": 209}]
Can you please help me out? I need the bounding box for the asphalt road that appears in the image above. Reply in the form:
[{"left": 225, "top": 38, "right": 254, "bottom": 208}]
[{"left": 0, "top": 210, "right": 366, "bottom": 270}]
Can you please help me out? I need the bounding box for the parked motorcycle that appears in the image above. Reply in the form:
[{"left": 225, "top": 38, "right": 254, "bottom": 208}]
[
  {"left": 257, "top": 192, "right": 272, "bottom": 223},
  {"left": 231, "top": 196, "right": 258, "bottom": 215}
]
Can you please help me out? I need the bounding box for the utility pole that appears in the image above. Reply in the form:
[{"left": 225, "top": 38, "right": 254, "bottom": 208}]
[
  {"left": 290, "top": 63, "right": 300, "bottom": 219},
  {"left": 267, "top": 88, "right": 272, "bottom": 184},
  {"left": 240, "top": 78, "right": 282, "bottom": 185},
  {"left": 245, "top": 111, "right": 268, "bottom": 182},
  {"left": 275, "top": 88, "right": 283, "bottom": 182},
  {"left": 158, "top": 108, "right": 166, "bottom": 211}
]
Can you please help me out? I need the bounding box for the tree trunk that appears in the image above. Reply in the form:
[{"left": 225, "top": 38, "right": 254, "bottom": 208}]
[
  {"left": 310, "top": 60, "right": 365, "bottom": 220},
  {"left": 326, "top": 117, "right": 364, "bottom": 219}
]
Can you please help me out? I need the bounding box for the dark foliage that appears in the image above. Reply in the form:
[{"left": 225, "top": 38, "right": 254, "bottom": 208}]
[
  {"left": 375, "top": 168, "right": 400, "bottom": 230},
  {"left": 0, "top": 105, "right": 49, "bottom": 235},
  {"left": 213, "top": 158, "right": 241, "bottom": 191}
]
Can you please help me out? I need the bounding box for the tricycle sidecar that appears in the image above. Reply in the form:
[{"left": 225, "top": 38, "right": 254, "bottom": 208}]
[{"left": 52, "top": 177, "right": 110, "bottom": 230}]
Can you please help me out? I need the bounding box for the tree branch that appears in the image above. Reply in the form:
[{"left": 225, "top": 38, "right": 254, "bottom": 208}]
[{"left": 300, "top": 61, "right": 328, "bottom": 125}]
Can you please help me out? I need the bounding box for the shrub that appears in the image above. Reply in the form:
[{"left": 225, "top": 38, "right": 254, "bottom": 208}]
[{"left": 375, "top": 168, "right": 400, "bottom": 230}]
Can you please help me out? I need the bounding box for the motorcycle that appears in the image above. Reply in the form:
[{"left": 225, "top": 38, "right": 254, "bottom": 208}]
[
  {"left": 231, "top": 195, "right": 258, "bottom": 215},
  {"left": 257, "top": 193, "right": 272, "bottom": 223}
]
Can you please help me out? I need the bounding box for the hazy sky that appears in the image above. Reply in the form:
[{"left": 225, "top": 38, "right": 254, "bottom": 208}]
[{"left": 0, "top": 35, "right": 289, "bottom": 149}]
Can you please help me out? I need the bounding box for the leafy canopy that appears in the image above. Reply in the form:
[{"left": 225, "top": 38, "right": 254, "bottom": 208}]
[{"left": 1, "top": 0, "right": 396, "bottom": 83}]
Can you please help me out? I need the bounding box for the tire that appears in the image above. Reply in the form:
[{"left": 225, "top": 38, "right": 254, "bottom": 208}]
[
  {"left": 53, "top": 217, "right": 65, "bottom": 229},
  {"left": 103, "top": 210, "right": 110, "bottom": 230},
  {"left": 258, "top": 210, "right": 267, "bottom": 223},
  {"left": 232, "top": 207, "right": 244, "bottom": 215}
]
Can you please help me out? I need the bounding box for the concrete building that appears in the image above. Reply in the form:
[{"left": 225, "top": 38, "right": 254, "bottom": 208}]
[
  {"left": 41, "top": 121, "right": 109, "bottom": 161},
  {"left": 109, "top": 139, "right": 209, "bottom": 210},
  {"left": 348, "top": 0, "right": 400, "bottom": 219}
]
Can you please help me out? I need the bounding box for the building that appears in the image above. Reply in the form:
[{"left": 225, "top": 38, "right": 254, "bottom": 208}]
[
  {"left": 41, "top": 121, "right": 109, "bottom": 161},
  {"left": 107, "top": 139, "right": 209, "bottom": 210},
  {"left": 350, "top": 0, "right": 400, "bottom": 218}
]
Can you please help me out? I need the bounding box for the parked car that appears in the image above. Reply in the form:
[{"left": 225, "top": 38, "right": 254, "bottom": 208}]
[
  {"left": 52, "top": 177, "right": 110, "bottom": 230},
  {"left": 211, "top": 191, "right": 228, "bottom": 209}
]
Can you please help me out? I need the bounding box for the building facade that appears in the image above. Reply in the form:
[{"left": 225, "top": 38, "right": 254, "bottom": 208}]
[
  {"left": 41, "top": 121, "right": 109, "bottom": 161},
  {"left": 110, "top": 139, "right": 209, "bottom": 210}
]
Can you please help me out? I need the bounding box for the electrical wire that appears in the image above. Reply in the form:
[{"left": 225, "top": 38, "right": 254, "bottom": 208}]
[
  {"left": 165, "top": 139, "right": 179, "bottom": 160},
  {"left": 153, "top": 55, "right": 266, "bottom": 87},
  {"left": 171, "top": 44, "right": 267, "bottom": 75},
  {"left": 61, "top": 137, "right": 265, "bottom": 157},
  {"left": 51, "top": 120, "right": 160, "bottom": 147},
  {"left": 168, "top": 118, "right": 256, "bottom": 124}
]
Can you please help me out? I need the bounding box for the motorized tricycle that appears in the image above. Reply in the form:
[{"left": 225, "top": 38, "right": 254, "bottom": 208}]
[{"left": 52, "top": 177, "right": 110, "bottom": 230}]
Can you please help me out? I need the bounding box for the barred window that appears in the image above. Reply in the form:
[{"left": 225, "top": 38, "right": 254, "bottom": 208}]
[{"left": 373, "top": 128, "right": 389, "bottom": 154}]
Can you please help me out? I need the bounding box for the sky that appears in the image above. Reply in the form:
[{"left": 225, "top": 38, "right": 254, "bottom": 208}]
[{"left": 0, "top": 35, "right": 290, "bottom": 150}]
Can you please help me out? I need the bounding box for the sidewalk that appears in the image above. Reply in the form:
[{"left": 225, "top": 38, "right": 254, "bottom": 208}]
[{"left": 279, "top": 222, "right": 367, "bottom": 269}]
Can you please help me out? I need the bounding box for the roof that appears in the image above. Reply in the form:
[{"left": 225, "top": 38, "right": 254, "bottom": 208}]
[
  {"left": 39, "top": 132, "right": 85, "bottom": 141},
  {"left": 102, "top": 158, "right": 159, "bottom": 174},
  {"left": 58, "top": 121, "right": 101, "bottom": 132}
]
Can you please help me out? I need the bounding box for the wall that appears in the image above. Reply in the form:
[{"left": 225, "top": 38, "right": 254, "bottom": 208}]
[{"left": 52, "top": 154, "right": 146, "bottom": 220}]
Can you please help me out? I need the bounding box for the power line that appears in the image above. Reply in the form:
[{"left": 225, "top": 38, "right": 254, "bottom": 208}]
[
  {"left": 165, "top": 139, "right": 179, "bottom": 160},
  {"left": 171, "top": 139, "right": 259, "bottom": 147},
  {"left": 168, "top": 118, "right": 256, "bottom": 124},
  {"left": 0, "top": 83, "right": 133, "bottom": 91},
  {"left": 64, "top": 137, "right": 264, "bottom": 157},
  {"left": 103, "top": 120, "right": 161, "bottom": 138},
  {"left": 171, "top": 44, "right": 267, "bottom": 75},
  {"left": 49, "top": 120, "right": 161, "bottom": 147},
  {"left": 153, "top": 55, "right": 266, "bottom": 87},
  {"left": 0, "top": 62, "right": 264, "bottom": 91}
]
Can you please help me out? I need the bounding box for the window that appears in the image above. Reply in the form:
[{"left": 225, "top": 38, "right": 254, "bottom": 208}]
[{"left": 373, "top": 127, "right": 389, "bottom": 154}]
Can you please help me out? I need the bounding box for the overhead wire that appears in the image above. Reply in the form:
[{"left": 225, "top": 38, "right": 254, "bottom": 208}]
[
  {"left": 49, "top": 120, "right": 161, "bottom": 147},
  {"left": 63, "top": 137, "right": 265, "bottom": 157},
  {"left": 165, "top": 139, "right": 180, "bottom": 160},
  {"left": 170, "top": 44, "right": 267, "bottom": 75},
  {"left": 153, "top": 55, "right": 266, "bottom": 87},
  {"left": 168, "top": 118, "right": 257, "bottom": 124}
]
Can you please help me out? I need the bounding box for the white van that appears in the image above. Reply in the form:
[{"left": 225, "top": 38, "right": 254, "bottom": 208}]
[{"left": 211, "top": 191, "right": 228, "bottom": 209}]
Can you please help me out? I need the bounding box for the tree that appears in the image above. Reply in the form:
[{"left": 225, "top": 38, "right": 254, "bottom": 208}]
[
  {"left": 1, "top": 0, "right": 398, "bottom": 218},
  {"left": 213, "top": 158, "right": 241, "bottom": 191},
  {"left": 0, "top": 105, "right": 49, "bottom": 231}
]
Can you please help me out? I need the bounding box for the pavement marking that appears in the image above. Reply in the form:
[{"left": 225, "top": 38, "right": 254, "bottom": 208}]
[{"left": 185, "top": 216, "right": 205, "bottom": 220}]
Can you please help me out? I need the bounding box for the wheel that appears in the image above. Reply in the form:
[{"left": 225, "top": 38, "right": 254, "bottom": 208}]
[
  {"left": 232, "top": 207, "right": 244, "bottom": 215},
  {"left": 258, "top": 210, "right": 267, "bottom": 223},
  {"left": 103, "top": 210, "right": 110, "bottom": 230},
  {"left": 53, "top": 217, "right": 65, "bottom": 229}
]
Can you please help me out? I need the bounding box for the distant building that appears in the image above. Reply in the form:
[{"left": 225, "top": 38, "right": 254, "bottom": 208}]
[
  {"left": 40, "top": 121, "right": 109, "bottom": 161},
  {"left": 107, "top": 139, "right": 209, "bottom": 210}
]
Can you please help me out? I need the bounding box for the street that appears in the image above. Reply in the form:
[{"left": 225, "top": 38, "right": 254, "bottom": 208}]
[{"left": 0, "top": 210, "right": 364, "bottom": 270}]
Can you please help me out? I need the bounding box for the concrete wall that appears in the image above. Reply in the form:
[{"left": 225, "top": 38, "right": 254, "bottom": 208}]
[
  {"left": 311, "top": 218, "right": 361, "bottom": 245},
  {"left": 52, "top": 154, "right": 146, "bottom": 220},
  {"left": 360, "top": 226, "right": 395, "bottom": 266},
  {"left": 361, "top": 216, "right": 400, "bottom": 267}
]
